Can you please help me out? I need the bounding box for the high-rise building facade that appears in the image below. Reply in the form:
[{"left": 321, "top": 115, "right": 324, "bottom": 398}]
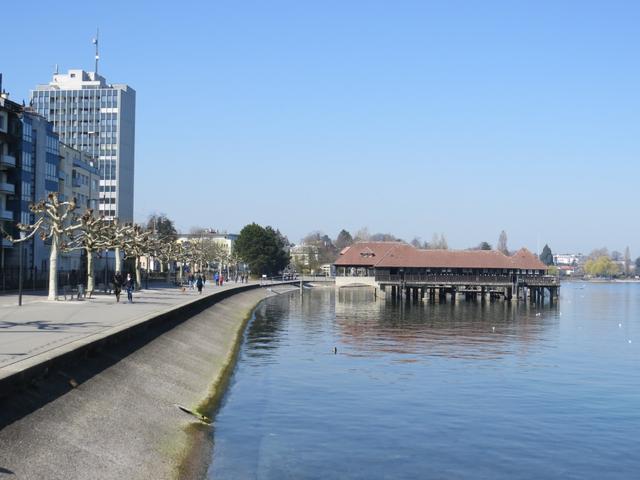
[
  {"left": 30, "top": 69, "right": 135, "bottom": 221},
  {"left": 0, "top": 93, "right": 22, "bottom": 279}
]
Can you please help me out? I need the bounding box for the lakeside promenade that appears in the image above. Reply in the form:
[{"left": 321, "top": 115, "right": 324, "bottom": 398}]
[{"left": 0, "top": 282, "right": 259, "bottom": 385}]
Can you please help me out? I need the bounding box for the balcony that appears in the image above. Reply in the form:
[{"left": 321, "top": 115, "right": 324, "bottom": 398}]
[
  {"left": 0, "top": 182, "right": 15, "bottom": 195},
  {"left": 0, "top": 154, "right": 16, "bottom": 169},
  {"left": 0, "top": 209, "right": 13, "bottom": 221}
]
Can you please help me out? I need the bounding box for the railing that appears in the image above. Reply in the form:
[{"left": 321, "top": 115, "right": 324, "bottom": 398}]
[
  {"left": 375, "top": 273, "right": 559, "bottom": 286},
  {"left": 519, "top": 275, "right": 559, "bottom": 286},
  {"left": 301, "top": 275, "right": 335, "bottom": 282}
]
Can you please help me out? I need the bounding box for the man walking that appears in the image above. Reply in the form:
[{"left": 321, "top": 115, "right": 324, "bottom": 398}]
[{"left": 125, "top": 273, "right": 135, "bottom": 303}]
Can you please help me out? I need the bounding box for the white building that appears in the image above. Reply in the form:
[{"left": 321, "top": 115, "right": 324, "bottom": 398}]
[
  {"left": 58, "top": 143, "right": 100, "bottom": 211},
  {"left": 58, "top": 143, "right": 100, "bottom": 272},
  {"left": 31, "top": 69, "right": 135, "bottom": 221},
  {"left": 553, "top": 253, "right": 584, "bottom": 266},
  {"left": 176, "top": 231, "right": 239, "bottom": 256}
]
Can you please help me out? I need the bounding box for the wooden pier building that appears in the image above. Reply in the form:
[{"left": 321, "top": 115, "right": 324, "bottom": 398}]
[{"left": 334, "top": 242, "right": 559, "bottom": 304}]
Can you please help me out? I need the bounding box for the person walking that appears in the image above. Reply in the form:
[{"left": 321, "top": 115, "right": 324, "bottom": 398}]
[
  {"left": 214, "top": 272, "right": 219, "bottom": 286},
  {"left": 196, "top": 274, "right": 203, "bottom": 294},
  {"left": 113, "top": 271, "right": 123, "bottom": 303},
  {"left": 125, "top": 273, "right": 135, "bottom": 303},
  {"left": 219, "top": 273, "right": 224, "bottom": 286}
]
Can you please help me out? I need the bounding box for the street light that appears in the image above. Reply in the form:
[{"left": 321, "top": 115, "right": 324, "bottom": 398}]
[{"left": 18, "top": 231, "right": 25, "bottom": 306}]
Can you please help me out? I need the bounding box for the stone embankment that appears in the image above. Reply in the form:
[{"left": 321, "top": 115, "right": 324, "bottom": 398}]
[{"left": 0, "top": 284, "right": 298, "bottom": 479}]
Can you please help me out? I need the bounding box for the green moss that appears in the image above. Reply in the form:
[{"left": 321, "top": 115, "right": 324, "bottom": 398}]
[{"left": 174, "top": 292, "right": 269, "bottom": 479}]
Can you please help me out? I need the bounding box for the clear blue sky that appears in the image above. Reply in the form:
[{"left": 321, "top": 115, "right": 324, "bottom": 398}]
[{"left": 3, "top": 0, "right": 639, "bottom": 255}]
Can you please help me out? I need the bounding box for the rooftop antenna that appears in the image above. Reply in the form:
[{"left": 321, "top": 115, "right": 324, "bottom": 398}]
[
  {"left": 54, "top": 64, "right": 59, "bottom": 75},
  {"left": 92, "top": 28, "right": 100, "bottom": 74}
]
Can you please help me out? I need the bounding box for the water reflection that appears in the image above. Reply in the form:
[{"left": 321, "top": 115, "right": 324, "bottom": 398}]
[
  {"left": 210, "top": 284, "right": 640, "bottom": 480},
  {"left": 335, "top": 287, "right": 558, "bottom": 360}
]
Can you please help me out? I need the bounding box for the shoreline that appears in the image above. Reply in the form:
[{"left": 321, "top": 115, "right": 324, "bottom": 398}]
[
  {"left": 0, "top": 285, "right": 295, "bottom": 479},
  {"left": 179, "top": 283, "right": 301, "bottom": 478}
]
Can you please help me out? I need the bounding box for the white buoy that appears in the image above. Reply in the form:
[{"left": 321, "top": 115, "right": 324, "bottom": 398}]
[
  {"left": 492, "top": 326, "right": 495, "bottom": 332},
  {"left": 619, "top": 323, "right": 622, "bottom": 328},
  {"left": 629, "top": 340, "right": 632, "bottom": 344}
]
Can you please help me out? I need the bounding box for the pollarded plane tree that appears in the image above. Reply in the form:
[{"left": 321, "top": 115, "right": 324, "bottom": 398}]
[
  {"left": 108, "top": 219, "right": 132, "bottom": 274},
  {"left": 145, "top": 234, "right": 176, "bottom": 284},
  {"left": 120, "top": 224, "right": 151, "bottom": 290},
  {"left": 202, "top": 239, "right": 229, "bottom": 276},
  {"left": 158, "top": 240, "right": 181, "bottom": 284},
  {"left": 174, "top": 240, "right": 194, "bottom": 284},
  {"left": 189, "top": 238, "right": 208, "bottom": 273},
  {"left": 67, "top": 210, "right": 113, "bottom": 296},
  {"left": 1, "top": 193, "right": 82, "bottom": 301}
]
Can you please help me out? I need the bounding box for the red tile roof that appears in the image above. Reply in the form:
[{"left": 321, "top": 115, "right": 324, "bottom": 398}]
[
  {"left": 335, "top": 242, "right": 547, "bottom": 270},
  {"left": 333, "top": 242, "right": 404, "bottom": 266}
]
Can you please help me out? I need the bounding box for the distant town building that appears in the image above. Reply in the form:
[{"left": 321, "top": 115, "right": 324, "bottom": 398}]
[
  {"left": 289, "top": 244, "right": 319, "bottom": 269},
  {"left": 31, "top": 69, "right": 136, "bottom": 221},
  {"left": 177, "top": 231, "right": 239, "bottom": 257},
  {"left": 553, "top": 253, "right": 584, "bottom": 266}
]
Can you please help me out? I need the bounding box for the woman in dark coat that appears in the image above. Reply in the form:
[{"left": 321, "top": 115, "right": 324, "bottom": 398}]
[
  {"left": 196, "top": 274, "right": 204, "bottom": 294},
  {"left": 113, "top": 271, "right": 123, "bottom": 303}
]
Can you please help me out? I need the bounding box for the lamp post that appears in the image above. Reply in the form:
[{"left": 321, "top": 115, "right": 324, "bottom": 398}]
[{"left": 18, "top": 231, "right": 25, "bottom": 306}]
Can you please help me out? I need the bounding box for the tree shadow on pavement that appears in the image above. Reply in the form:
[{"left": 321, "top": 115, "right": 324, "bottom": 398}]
[{"left": 0, "top": 321, "right": 99, "bottom": 331}]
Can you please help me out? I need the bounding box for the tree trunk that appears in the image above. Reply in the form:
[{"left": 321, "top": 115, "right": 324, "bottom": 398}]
[
  {"left": 48, "top": 235, "right": 59, "bottom": 301},
  {"left": 135, "top": 256, "right": 142, "bottom": 290},
  {"left": 115, "top": 246, "right": 122, "bottom": 273},
  {"left": 87, "top": 249, "right": 95, "bottom": 295},
  {"left": 166, "top": 262, "right": 171, "bottom": 284}
]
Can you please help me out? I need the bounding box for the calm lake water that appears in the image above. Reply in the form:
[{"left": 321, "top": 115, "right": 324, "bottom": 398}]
[{"left": 207, "top": 283, "right": 640, "bottom": 479}]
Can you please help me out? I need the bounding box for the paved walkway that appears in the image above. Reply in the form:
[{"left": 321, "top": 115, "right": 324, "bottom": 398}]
[{"left": 0, "top": 281, "right": 255, "bottom": 377}]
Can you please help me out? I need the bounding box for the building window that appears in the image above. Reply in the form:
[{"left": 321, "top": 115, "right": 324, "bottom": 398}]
[
  {"left": 21, "top": 152, "right": 33, "bottom": 172},
  {"left": 21, "top": 182, "right": 32, "bottom": 202},
  {"left": 23, "top": 122, "right": 33, "bottom": 141},
  {"left": 45, "top": 161, "right": 57, "bottom": 181}
]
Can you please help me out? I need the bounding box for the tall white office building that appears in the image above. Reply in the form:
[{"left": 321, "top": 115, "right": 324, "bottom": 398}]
[{"left": 30, "top": 69, "right": 135, "bottom": 221}]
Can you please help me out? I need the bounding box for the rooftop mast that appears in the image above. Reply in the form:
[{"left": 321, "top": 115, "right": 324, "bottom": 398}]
[{"left": 92, "top": 28, "right": 100, "bottom": 74}]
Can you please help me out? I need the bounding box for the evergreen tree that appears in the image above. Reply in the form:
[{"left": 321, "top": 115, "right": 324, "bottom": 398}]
[
  {"left": 540, "top": 244, "right": 554, "bottom": 265},
  {"left": 235, "top": 223, "right": 290, "bottom": 276},
  {"left": 146, "top": 213, "right": 177, "bottom": 241},
  {"left": 335, "top": 229, "right": 353, "bottom": 251}
]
